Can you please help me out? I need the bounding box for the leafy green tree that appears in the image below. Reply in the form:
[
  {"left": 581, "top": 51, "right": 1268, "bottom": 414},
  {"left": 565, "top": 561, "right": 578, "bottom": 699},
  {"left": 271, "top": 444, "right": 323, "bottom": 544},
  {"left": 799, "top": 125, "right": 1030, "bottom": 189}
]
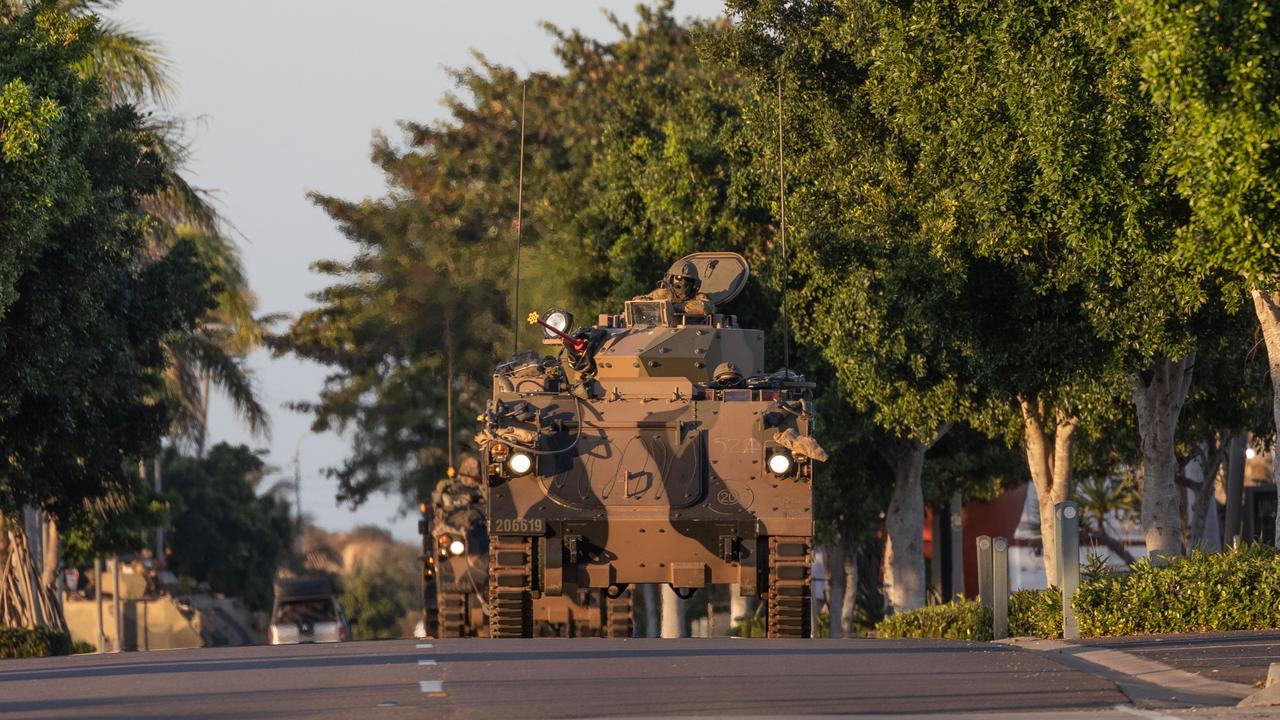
[
  {"left": 3, "top": 0, "right": 269, "bottom": 447},
  {"left": 162, "top": 443, "right": 295, "bottom": 612},
  {"left": 1125, "top": 0, "right": 1280, "bottom": 546},
  {"left": 280, "top": 3, "right": 797, "bottom": 509},
  {"left": 0, "top": 4, "right": 212, "bottom": 628},
  {"left": 339, "top": 562, "right": 409, "bottom": 640}
]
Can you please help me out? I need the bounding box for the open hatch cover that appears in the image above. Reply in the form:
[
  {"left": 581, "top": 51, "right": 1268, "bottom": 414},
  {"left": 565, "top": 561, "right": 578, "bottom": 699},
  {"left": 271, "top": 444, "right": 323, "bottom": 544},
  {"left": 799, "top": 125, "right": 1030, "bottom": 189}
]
[{"left": 668, "top": 252, "right": 750, "bottom": 306}]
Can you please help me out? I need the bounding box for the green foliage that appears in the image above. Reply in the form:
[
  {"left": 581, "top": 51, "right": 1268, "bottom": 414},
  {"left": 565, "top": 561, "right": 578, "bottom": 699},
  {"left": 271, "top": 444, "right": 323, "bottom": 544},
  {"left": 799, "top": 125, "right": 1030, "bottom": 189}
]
[
  {"left": 339, "top": 558, "right": 415, "bottom": 641},
  {"left": 162, "top": 444, "right": 295, "bottom": 612},
  {"left": 60, "top": 483, "right": 169, "bottom": 567},
  {"left": 1075, "top": 544, "right": 1280, "bottom": 636},
  {"left": 1125, "top": 0, "right": 1280, "bottom": 280},
  {"left": 730, "top": 611, "right": 766, "bottom": 638},
  {"left": 279, "top": 3, "right": 806, "bottom": 508},
  {"left": 1008, "top": 588, "right": 1064, "bottom": 639},
  {"left": 0, "top": 626, "right": 73, "bottom": 659},
  {"left": 875, "top": 599, "right": 993, "bottom": 641},
  {"left": 0, "top": 3, "right": 214, "bottom": 522}
]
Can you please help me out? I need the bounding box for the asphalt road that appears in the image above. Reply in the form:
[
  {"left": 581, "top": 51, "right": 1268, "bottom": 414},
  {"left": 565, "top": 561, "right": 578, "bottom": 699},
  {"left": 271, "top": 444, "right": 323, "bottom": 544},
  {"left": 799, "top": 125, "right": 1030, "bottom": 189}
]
[
  {"left": 0, "top": 637, "right": 1130, "bottom": 719},
  {"left": 1076, "top": 630, "right": 1280, "bottom": 687}
]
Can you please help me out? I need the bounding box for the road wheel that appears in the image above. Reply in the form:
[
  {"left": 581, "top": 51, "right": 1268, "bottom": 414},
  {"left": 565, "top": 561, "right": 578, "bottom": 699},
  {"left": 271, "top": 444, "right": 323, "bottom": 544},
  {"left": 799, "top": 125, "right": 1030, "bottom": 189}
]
[
  {"left": 438, "top": 590, "right": 468, "bottom": 638},
  {"left": 488, "top": 537, "right": 533, "bottom": 638},
  {"left": 766, "top": 536, "right": 811, "bottom": 638},
  {"left": 605, "top": 588, "right": 633, "bottom": 638},
  {"left": 422, "top": 558, "right": 440, "bottom": 638}
]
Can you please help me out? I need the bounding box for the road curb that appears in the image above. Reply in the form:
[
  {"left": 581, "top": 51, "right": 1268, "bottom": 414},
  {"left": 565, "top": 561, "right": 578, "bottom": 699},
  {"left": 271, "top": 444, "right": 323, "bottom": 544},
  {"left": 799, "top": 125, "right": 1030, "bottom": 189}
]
[{"left": 1000, "top": 637, "right": 1254, "bottom": 709}]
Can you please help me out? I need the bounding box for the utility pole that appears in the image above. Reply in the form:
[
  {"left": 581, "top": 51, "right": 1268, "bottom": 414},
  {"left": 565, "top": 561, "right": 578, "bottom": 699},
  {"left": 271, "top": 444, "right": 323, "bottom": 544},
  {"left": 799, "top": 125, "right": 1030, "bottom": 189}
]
[
  {"left": 293, "top": 436, "right": 305, "bottom": 548},
  {"left": 95, "top": 557, "right": 105, "bottom": 653},
  {"left": 153, "top": 458, "right": 164, "bottom": 565},
  {"left": 111, "top": 557, "right": 123, "bottom": 652}
]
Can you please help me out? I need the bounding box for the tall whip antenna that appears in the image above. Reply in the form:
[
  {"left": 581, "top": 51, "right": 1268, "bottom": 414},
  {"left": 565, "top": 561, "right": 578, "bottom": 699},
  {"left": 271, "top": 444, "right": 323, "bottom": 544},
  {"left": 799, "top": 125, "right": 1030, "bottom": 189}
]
[
  {"left": 512, "top": 81, "right": 527, "bottom": 355},
  {"left": 777, "top": 76, "right": 791, "bottom": 372}
]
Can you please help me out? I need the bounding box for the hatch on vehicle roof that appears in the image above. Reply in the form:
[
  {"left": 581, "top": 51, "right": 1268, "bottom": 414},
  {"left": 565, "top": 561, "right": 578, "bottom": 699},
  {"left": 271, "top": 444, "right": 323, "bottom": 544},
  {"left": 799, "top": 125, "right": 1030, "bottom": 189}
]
[{"left": 669, "top": 252, "right": 750, "bottom": 306}]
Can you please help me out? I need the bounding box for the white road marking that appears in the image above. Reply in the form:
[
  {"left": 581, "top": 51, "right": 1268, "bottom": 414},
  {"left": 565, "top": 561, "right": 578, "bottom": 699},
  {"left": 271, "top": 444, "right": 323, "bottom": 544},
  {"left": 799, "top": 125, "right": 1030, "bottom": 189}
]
[
  {"left": 418, "top": 659, "right": 437, "bottom": 666},
  {"left": 419, "top": 680, "right": 444, "bottom": 693},
  {"left": 416, "top": 643, "right": 434, "bottom": 649}
]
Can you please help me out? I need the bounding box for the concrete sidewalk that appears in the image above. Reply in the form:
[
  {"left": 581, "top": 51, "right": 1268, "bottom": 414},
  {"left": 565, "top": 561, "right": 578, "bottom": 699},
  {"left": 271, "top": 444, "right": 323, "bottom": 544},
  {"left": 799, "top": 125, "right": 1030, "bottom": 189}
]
[{"left": 1004, "top": 631, "right": 1280, "bottom": 713}]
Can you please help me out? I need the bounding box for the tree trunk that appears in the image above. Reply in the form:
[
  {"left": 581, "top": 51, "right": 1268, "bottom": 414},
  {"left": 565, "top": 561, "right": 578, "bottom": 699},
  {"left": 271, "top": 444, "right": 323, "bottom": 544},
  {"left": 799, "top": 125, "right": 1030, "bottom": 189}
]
[
  {"left": 1223, "top": 432, "right": 1247, "bottom": 546},
  {"left": 40, "top": 513, "right": 59, "bottom": 595},
  {"left": 1185, "top": 439, "right": 1224, "bottom": 553},
  {"left": 660, "top": 585, "right": 685, "bottom": 638},
  {"left": 880, "top": 438, "right": 927, "bottom": 613},
  {"left": 1133, "top": 354, "right": 1195, "bottom": 561},
  {"left": 0, "top": 511, "right": 65, "bottom": 630},
  {"left": 949, "top": 492, "right": 964, "bottom": 600},
  {"left": 824, "top": 542, "right": 845, "bottom": 638},
  {"left": 1020, "top": 397, "right": 1078, "bottom": 587},
  {"left": 1252, "top": 289, "right": 1280, "bottom": 549},
  {"left": 841, "top": 538, "right": 858, "bottom": 635}
]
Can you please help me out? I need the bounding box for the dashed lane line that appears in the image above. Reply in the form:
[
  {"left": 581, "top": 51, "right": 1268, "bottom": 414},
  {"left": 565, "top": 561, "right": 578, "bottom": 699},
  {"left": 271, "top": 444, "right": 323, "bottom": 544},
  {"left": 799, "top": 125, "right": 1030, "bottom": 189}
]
[
  {"left": 418, "top": 659, "right": 437, "bottom": 666},
  {"left": 416, "top": 643, "right": 433, "bottom": 649}
]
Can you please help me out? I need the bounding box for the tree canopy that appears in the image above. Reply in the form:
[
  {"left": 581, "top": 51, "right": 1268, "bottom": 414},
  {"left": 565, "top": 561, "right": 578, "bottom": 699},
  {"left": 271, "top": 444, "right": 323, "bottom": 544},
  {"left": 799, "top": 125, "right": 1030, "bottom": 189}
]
[{"left": 0, "top": 5, "right": 212, "bottom": 521}]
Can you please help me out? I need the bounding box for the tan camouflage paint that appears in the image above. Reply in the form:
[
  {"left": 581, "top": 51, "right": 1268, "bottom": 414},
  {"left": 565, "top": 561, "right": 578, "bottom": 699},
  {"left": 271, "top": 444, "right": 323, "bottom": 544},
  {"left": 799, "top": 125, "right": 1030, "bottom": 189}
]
[{"left": 483, "top": 253, "right": 817, "bottom": 622}]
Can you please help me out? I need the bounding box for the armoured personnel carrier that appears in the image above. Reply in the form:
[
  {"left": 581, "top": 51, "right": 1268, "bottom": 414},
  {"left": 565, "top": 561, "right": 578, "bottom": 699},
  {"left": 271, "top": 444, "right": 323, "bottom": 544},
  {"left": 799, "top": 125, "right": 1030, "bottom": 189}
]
[
  {"left": 420, "top": 461, "right": 632, "bottom": 638},
  {"left": 480, "top": 252, "right": 824, "bottom": 638},
  {"left": 419, "top": 461, "right": 488, "bottom": 637}
]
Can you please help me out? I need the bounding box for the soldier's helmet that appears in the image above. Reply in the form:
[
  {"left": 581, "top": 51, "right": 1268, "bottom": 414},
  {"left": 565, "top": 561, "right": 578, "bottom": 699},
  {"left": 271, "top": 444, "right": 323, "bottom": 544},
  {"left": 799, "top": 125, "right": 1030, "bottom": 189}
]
[
  {"left": 666, "top": 260, "right": 700, "bottom": 301},
  {"left": 713, "top": 361, "right": 743, "bottom": 387},
  {"left": 457, "top": 456, "right": 481, "bottom": 481}
]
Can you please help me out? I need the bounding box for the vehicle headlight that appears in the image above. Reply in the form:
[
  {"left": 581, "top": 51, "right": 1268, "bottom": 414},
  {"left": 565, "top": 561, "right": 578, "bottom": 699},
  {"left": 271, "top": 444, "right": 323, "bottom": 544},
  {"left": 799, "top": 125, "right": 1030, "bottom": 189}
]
[
  {"left": 539, "top": 308, "right": 574, "bottom": 340},
  {"left": 507, "top": 452, "right": 533, "bottom": 476},
  {"left": 448, "top": 539, "right": 466, "bottom": 556},
  {"left": 767, "top": 451, "right": 793, "bottom": 476}
]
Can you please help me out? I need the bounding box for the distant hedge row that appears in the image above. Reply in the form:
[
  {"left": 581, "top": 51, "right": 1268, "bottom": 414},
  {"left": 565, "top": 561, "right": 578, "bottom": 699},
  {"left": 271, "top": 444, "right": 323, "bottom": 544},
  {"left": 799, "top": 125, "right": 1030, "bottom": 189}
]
[
  {"left": 0, "top": 627, "right": 75, "bottom": 659},
  {"left": 877, "top": 543, "right": 1280, "bottom": 640}
]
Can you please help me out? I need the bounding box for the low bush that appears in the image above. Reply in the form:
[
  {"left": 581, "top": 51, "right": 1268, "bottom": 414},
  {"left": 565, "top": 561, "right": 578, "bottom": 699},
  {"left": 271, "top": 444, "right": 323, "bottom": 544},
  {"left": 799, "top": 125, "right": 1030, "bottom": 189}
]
[
  {"left": 1075, "top": 543, "right": 1280, "bottom": 636},
  {"left": 875, "top": 599, "right": 992, "bottom": 641},
  {"left": 1008, "top": 588, "right": 1062, "bottom": 638},
  {"left": 0, "top": 626, "right": 75, "bottom": 659}
]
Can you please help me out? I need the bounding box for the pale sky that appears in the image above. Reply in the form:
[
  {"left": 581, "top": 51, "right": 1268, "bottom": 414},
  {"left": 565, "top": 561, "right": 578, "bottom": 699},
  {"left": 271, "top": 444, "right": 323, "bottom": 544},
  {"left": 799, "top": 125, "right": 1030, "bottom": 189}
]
[{"left": 108, "top": 1, "right": 726, "bottom": 541}]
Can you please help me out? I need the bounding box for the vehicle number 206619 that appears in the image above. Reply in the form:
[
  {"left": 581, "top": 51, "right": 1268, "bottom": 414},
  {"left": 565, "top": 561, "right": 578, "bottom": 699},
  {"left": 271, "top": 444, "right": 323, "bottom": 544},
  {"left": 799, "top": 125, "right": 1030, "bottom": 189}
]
[{"left": 492, "top": 518, "right": 545, "bottom": 535}]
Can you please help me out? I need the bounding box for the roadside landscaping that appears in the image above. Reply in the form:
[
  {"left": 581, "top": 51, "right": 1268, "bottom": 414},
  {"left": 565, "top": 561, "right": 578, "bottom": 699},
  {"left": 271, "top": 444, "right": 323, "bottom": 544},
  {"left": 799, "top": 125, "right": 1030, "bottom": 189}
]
[
  {"left": 0, "top": 626, "right": 78, "bottom": 659},
  {"left": 877, "top": 543, "right": 1280, "bottom": 639}
]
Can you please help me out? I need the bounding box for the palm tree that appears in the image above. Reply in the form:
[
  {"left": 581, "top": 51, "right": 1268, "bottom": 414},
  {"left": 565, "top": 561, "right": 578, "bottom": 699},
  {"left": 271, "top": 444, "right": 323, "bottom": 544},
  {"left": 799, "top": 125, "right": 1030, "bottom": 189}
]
[
  {"left": 2, "top": 3, "right": 269, "bottom": 621},
  {"left": 11, "top": 0, "right": 272, "bottom": 446}
]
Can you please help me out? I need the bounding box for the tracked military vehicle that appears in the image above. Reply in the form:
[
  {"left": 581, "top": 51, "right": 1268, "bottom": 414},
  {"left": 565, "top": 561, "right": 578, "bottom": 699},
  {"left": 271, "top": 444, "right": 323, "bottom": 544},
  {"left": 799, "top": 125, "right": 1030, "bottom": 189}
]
[
  {"left": 420, "top": 462, "right": 488, "bottom": 637},
  {"left": 421, "top": 461, "right": 632, "bottom": 638},
  {"left": 480, "top": 252, "right": 823, "bottom": 638}
]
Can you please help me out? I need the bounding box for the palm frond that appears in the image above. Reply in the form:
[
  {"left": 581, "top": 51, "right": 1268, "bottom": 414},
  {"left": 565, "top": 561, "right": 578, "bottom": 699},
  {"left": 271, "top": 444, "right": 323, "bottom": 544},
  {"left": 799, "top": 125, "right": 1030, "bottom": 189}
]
[
  {"left": 162, "top": 341, "right": 208, "bottom": 446},
  {"left": 73, "top": 17, "right": 173, "bottom": 107},
  {"left": 171, "top": 331, "right": 271, "bottom": 441}
]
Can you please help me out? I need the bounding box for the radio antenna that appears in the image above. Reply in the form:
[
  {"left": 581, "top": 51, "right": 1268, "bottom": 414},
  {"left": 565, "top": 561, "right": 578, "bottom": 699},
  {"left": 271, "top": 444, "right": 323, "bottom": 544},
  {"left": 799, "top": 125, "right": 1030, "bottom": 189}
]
[
  {"left": 511, "top": 81, "right": 527, "bottom": 356},
  {"left": 776, "top": 76, "right": 791, "bottom": 372}
]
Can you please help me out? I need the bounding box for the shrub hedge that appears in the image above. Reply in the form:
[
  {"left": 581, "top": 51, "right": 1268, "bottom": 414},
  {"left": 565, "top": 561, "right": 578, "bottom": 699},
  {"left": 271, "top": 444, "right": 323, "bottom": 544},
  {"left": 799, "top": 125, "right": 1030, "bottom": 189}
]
[
  {"left": 877, "top": 544, "right": 1280, "bottom": 640},
  {"left": 1075, "top": 544, "right": 1280, "bottom": 636},
  {"left": 875, "top": 599, "right": 993, "bottom": 641},
  {"left": 1008, "top": 587, "right": 1062, "bottom": 638},
  {"left": 0, "top": 626, "right": 75, "bottom": 659}
]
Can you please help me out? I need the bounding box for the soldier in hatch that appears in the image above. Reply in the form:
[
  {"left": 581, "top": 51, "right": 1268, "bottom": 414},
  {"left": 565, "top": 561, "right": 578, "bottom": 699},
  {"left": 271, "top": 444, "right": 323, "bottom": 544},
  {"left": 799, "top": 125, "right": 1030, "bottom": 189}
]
[
  {"left": 433, "top": 458, "right": 482, "bottom": 511},
  {"left": 636, "top": 260, "right": 716, "bottom": 316}
]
